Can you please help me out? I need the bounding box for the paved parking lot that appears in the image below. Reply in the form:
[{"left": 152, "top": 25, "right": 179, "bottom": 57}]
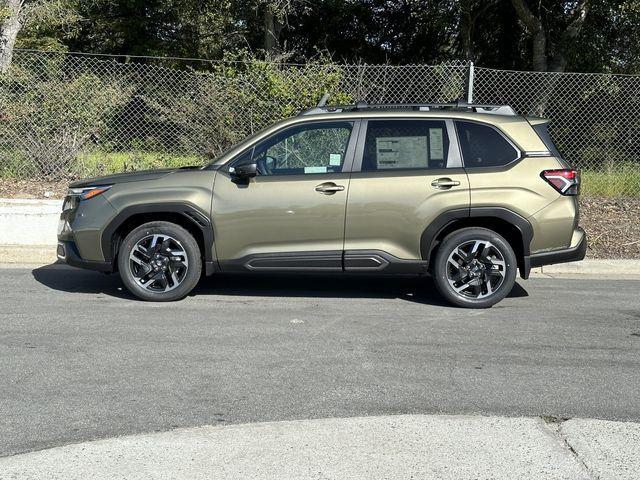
[{"left": 1, "top": 265, "right": 639, "bottom": 457}]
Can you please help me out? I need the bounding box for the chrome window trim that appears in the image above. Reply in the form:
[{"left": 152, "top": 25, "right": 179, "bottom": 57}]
[
  {"left": 226, "top": 119, "right": 361, "bottom": 176},
  {"left": 351, "top": 117, "right": 455, "bottom": 172}
]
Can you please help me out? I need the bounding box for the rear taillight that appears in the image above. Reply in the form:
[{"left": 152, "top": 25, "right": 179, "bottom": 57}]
[{"left": 541, "top": 169, "right": 580, "bottom": 195}]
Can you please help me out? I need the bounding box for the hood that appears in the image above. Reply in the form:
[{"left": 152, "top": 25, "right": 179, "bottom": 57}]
[{"left": 69, "top": 166, "right": 200, "bottom": 188}]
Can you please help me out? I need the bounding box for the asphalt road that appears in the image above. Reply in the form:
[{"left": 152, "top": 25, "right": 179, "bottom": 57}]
[{"left": 1, "top": 265, "right": 639, "bottom": 457}]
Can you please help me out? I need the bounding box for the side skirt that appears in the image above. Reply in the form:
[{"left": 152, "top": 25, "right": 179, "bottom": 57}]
[{"left": 216, "top": 250, "right": 428, "bottom": 275}]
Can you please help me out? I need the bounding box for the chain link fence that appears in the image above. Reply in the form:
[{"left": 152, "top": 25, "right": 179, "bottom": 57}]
[{"left": 0, "top": 49, "right": 638, "bottom": 196}]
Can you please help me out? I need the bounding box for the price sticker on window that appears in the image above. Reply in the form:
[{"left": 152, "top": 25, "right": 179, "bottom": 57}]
[{"left": 429, "top": 128, "right": 444, "bottom": 160}]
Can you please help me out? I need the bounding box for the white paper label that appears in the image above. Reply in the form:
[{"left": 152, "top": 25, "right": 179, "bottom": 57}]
[
  {"left": 429, "top": 128, "right": 444, "bottom": 160},
  {"left": 376, "top": 136, "right": 428, "bottom": 169},
  {"left": 304, "top": 166, "right": 327, "bottom": 174},
  {"left": 329, "top": 153, "right": 342, "bottom": 166}
]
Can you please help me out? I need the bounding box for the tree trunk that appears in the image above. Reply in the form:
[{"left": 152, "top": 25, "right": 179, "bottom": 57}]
[
  {"left": 263, "top": 5, "right": 278, "bottom": 54},
  {"left": 460, "top": 9, "right": 474, "bottom": 61},
  {"left": 0, "top": 0, "right": 24, "bottom": 73},
  {"left": 532, "top": 29, "right": 547, "bottom": 72},
  {"left": 549, "top": 1, "right": 590, "bottom": 73}
]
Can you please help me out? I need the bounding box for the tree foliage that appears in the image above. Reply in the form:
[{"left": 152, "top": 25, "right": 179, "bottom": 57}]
[{"left": 3, "top": 0, "right": 639, "bottom": 73}]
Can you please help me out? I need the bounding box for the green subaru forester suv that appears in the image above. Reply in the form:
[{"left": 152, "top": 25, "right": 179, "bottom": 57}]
[{"left": 57, "top": 100, "right": 586, "bottom": 308}]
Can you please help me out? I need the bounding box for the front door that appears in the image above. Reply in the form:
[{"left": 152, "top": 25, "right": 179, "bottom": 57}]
[
  {"left": 344, "top": 118, "right": 470, "bottom": 268},
  {"left": 212, "top": 120, "right": 358, "bottom": 272}
]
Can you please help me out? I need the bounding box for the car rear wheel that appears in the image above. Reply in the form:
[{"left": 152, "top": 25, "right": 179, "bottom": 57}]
[
  {"left": 118, "top": 221, "right": 202, "bottom": 302},
  {"left": 433, "top": 227, "right": 517, "bottom": 308}
]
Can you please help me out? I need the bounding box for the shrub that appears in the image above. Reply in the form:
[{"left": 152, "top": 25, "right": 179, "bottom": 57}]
[{"left": 0, "top": 57, "right": 130, "bottom": 178}]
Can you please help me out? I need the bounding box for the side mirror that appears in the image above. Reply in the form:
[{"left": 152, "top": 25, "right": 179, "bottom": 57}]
[{"left": 230, "top": 162, "right": 257, "bottom": 179}]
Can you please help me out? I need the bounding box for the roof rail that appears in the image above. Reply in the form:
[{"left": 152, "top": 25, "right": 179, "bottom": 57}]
[{"left": 299, "top": 97, "right": 517, "bottom": 116}]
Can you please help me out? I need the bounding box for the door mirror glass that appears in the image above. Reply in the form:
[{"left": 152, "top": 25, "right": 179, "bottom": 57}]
[{"left": 230, "top": 161, "right": 257, "bottom": 179}]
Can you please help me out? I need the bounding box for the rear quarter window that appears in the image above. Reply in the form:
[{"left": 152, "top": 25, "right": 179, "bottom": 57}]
[
  {"left": 456, "top": 121, "right": 519, "bottom": 168},
  {"left": 532, "top": 123, "right": 563, "bottom": 159}
]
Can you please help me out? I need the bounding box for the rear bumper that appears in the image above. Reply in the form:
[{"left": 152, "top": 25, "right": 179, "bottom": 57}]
[
  {"left": 529, "top": 227, "right": 587, "bottom": 268},
  {"left": 57, "top": 241, "right": 113, "bottom": 273},
  {"left": 520, "top": 227, "right": 587, "bottom": 277}
]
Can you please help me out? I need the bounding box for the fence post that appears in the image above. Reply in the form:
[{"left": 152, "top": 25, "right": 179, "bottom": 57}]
[{"left": 466, "top": 61, "right": 474, "bottom": 103}]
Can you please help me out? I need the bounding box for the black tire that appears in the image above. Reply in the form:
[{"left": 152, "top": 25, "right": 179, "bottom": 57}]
[
  {"left": 433, "top": 227, "right": 517, "bottom": 308},
  {"left": 117, "top": 221, "right": 202, "bottom": 302}
]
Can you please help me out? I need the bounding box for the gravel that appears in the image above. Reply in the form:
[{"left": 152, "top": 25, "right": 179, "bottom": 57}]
[{"left": 580, "top": 196, "right": 640, "bottom": 259}]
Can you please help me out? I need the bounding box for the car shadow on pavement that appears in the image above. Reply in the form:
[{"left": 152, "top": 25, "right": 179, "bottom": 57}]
[
  {"left": 32, "top": 263, "right": 133, "bottom": 299},
  {"left": 32, "top": 263, "right": 529, "bottom": 306}
]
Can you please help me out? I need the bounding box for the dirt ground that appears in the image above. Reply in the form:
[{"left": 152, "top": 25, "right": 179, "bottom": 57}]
[
  {"left": 580, "top": 196, "right": 640, "bottom": 259},
  {"left": 0, "top": 179, "right": 69, "bottom": 199},
  {"left": 1, "top": 179, "right": 638, "bottom": 259}
]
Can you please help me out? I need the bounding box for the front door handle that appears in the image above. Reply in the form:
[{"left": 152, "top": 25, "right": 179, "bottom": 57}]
[
  {"left": 431, "top": 178, "right": 461, "bottom": 190},
  {"left": 315, "top": 182, "right": 345, "bottom": 195}
]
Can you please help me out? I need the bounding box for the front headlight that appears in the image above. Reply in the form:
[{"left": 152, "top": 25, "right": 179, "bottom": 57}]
[{"left": 68, "top": 185, "right": 112, "bottom": 200}]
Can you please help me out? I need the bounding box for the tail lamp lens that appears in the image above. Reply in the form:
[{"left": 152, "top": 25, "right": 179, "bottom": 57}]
[{"left": 541, "top": 169, "right": 580, "bottom": 195}]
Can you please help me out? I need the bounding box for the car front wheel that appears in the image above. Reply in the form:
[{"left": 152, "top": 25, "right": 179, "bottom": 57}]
[
  {"left": 117, "top": 221, "right": 202, "bottom": 302},
  {"left": 433, "top": 227, "right": 517, "bottom": 308}
]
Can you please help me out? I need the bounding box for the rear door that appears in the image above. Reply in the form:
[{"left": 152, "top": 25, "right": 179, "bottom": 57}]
[{"left": 343, "top": 118, "right": 470, "bottom": 269}]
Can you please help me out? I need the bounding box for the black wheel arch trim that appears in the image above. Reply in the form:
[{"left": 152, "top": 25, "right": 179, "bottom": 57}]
[
  {"left": 420, "top": 207, "right": 534, "bottom": 278},
  {"left": 100, "top": 202, "right": 215, "bottom": 268}
]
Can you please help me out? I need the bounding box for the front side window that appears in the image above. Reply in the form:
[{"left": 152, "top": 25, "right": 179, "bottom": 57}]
[
  {"left": 362, "top": 120, "right": 450, "bottom": 171},
  {"left": 456, "top": 121, "right": 519, "bottom": 168},
  {"left": 252, "top": 122, "right": 353, "bottom": 175}
]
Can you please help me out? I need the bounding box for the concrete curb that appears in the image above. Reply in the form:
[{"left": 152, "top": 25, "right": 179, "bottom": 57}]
[
  {"left": 0, "top": 198, "right": 62, "bottom": 246},
  {"left": 538, "top": 259, "right": 637, "bottom": 275},
  {"left": 0, "top": 415, "right": 638, "bottom": 479},
  {"left": 0, "top": 244, "right": 58, "bottom": 265}
]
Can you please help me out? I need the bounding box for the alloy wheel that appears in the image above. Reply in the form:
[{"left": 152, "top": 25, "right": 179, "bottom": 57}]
[
  {"left": 128, "top": 234, "right": 189, "bottom": 293},
  {"left": 446, "top": 239, "right": 506, "bottom": 299}
]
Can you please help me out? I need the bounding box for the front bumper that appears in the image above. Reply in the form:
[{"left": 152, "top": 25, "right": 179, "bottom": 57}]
[{"left": 57, "top": 241, "right": 113, "bottom": 273}]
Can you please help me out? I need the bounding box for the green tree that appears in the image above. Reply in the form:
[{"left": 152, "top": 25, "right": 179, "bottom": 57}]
[
  {"left": 510, "top": 0, "right": 590, "bottom": 72},
  {"left": 7, "top": 0, "right": 640, "bottom": 74}
]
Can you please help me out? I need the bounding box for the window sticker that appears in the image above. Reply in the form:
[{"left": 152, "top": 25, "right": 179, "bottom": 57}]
[
  {"left": 304, "top": 166, "right": 328, "bottom": 174},
  {"left": 429, "top": 128, "right": 444, "bottom": 160},
  {"left": 329, "top": 153, "right": 342, "bottom": 166},
  {"left": 376, "top": 136, "right": 428, "bottom": 169}
]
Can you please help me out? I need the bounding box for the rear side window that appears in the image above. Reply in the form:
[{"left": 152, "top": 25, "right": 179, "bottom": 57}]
[
  {"left": 362, "top": 120, "right": 450, "bottom": 171},
  {"left": 456, "top": 121, "right": 519, "bottom": 168}
]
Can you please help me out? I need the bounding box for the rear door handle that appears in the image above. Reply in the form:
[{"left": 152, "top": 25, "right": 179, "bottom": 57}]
[
  {"left": 315, "top": 182, "right": 345, "bottom": 195},
  {"left": 431, "top": 178, "right": 461, "bottom": 189}
]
